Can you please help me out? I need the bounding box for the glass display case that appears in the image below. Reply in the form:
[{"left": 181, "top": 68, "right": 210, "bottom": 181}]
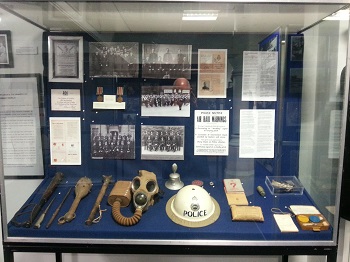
[{"left": 0, "top": 0, "right": 349, "bottom": 261}]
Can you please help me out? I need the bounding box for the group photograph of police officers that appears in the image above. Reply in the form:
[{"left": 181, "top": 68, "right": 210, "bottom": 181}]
[
  {"left": 91, "top": 124, "right": 135, "bottom": 160},
  {"left": 142, "top": 44, "right": 192, "bottom": 79},
  {"left": 141, "top": 125, "right": 184, "bottom": 160},
  {"left": 141, "top": 86, "right": 190, "bottom": 117},
  {"left": 89, "top": 42, "right": 139, "bottom": 78},
  {"left": 89, "top": 42, "right": 192, "bottom": 80}
]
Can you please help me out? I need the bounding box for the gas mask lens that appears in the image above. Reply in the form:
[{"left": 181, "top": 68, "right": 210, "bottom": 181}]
[
  {"left": 146, "top": 180, "right": 157, "bottom": 193},
  {"left": 135, "top": 192, "right": 147, "bottom": 206},
  {"left": 131, "top": 177, "right": 140, "bottom": 191}
]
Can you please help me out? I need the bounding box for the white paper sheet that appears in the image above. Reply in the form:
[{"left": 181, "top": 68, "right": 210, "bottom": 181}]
[
  {"left": 242, "top": 51, "right": 278, "bottom": 101},
  {"left": 51, "top": 89, "right": 81, "bottom": 111},
  {"left": 273, "top": 214, "right": 299, "bottom": 233},
  {"left": 239, "top": 109, "right": 275, "bottom": 158},
  {"left": 50, "top": 117, "right": 81, "bottom": 165},
  {"left": 289, "top": 205, "right": 321, "bottom": 215},
  {"left": 194, "top": 110, "right": 229, "bottom": 155},
  {"left": 0, "top": 76, "right": 43, "bottom": 177}
]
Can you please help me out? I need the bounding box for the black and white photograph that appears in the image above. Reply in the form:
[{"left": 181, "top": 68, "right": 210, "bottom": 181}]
[
  {"left": 91, "top": 124, "right": 135, "bottom": 160},
  {"left": 48, "top": 36, "right": 83, "bottom": 82},
  {"left": 141, "top": 125, "right": 184, "bottom": 160},
  {"left": 291, "top": 36, "right": 304, "bottom": 61},
  {"left": 289, "top": 68, "right": 303, "bottom": 94},
  {"left": 89, "top": 42, "right": 139, "bottom": 78},
  {"left": 0, "top": 31, "right": 13, "bottom": 68},
  {"left": 142, "top": 44, "right": 192, "bottom": 79},
  {"left": 141, "top": 86, "right": 190, "bottom": 117}
]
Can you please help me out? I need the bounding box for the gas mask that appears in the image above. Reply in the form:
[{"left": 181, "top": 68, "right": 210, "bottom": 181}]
[
  {"left": 108, "top": 170, "right": 160, "bottom": 226},
  {"left": 131, "top": 170, "right": 159, "bottom": 211}
]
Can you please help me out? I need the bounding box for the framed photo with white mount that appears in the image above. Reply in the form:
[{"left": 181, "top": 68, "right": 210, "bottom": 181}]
[
  {"left": 48, "top": 35, "right": 83, "bottom": 83},
  {"left": 0, "top": 30, "right": 14, "bottom": 68}
]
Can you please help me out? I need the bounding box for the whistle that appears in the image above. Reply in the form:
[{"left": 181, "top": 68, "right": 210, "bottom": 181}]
[
  {"left": 257, "top": 186, "right": 266, "bottom": 197},
  {"left": 58, "top": 177, "right": 92, "bottom": 224}
]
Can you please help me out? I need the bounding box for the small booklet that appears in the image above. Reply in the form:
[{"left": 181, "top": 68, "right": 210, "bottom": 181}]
[
  {"left": 223, "top": 178, "right": 244, "bottom": 193},
  {"left": 231, "top": 205, "right": 264, "bottom": 222},
  {"left": 273, "top": 214, "right": 299, "bottom": 233},
  {"left": 225, "top": 192, "right": 248, "bottom": 206}
]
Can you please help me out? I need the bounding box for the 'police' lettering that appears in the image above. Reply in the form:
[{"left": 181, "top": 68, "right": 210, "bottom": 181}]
[{"left": 183, "top": 210, "right": 207, "bottom": 217}]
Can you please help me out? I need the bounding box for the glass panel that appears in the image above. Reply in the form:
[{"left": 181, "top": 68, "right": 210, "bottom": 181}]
[{"left": 0, "top": 0, "right": 348, "bottom": 246}]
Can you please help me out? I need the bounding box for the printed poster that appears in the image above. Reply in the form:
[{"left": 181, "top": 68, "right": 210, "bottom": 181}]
[
  {"left": 194, "top": 110, "right": 229, "bottom": 155},
  {"left": 50, "top": 117, "right": 81, "bottom": 165},
  {"left": 198, "top": 49, "right": 227, "bottom": 98}
]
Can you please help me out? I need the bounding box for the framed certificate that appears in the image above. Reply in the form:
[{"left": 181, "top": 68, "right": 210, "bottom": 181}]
[
  {"left": 0, "top": 31, "right": 14, "bottom": 68},
  {"left": 48, "top": 36, "right": 83, "bottom": 83}
]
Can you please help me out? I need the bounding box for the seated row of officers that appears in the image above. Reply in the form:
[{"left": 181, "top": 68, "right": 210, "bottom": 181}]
[
  {"left": 90, "top": 46, "right": 191, "bottom": 79},
  {"left": 91, "top": 133, "right": 134, "bottom": 159},
  {"left": 143, "top": 130, "right": 183, "bottom": 152}
]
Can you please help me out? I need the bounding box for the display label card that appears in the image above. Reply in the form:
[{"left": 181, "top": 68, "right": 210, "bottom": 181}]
[
  {"left": 242, "top": 51, "right": 278, "bottom": 101},
  {"left": 50, "top": 117, "right": 81, "bottom": 165},
  {"left": 289, "top": 205, "right": 320, "bottom": 215},
  {"left": 273, "top": 214, "right": 299, "bottom": 233},
  {"left": 194, "top": 110, "right": 229, "bottom": 156},
  {"left": 51, "top": 89, "right": 81, "bottom": 111},
  {"left": 239, "top": 109, "right": 275, "bottom": 158}
]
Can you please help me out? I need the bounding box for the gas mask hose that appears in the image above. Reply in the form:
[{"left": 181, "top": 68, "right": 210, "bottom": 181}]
[{"left": 112, "top": 199, "right": 143, "bottom": 226}]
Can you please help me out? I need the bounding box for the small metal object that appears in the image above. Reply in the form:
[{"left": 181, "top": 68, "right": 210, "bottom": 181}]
[
  {"left": 33, "top": 197, "right": 56, "bottom": 229},
  {"left": 257, "top": 186, "right": 266, "bottom": 197},
  {"left": 46, "top": 187, "right": 72, "bottom": 229},
  {"left": 165, "top": 163, "right": 184, "bottom": 190}
]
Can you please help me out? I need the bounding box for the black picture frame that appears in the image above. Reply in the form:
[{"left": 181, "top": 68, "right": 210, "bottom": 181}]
[{"left": 0, "top": 30, "right": 14, "bottom": 68}]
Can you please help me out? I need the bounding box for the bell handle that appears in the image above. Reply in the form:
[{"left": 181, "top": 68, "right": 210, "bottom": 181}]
[{"left": 172, "top": 163, "right": 178, "bottom": 173}]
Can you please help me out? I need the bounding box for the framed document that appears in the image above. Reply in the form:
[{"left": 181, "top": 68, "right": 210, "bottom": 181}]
[
  {"left": 0, "top": 31, "right": 14, "bottom": 68},
  {"left": 0, "top": 74, "right": 44, "bottom": 178},
  {"left": 48, "top": 36, "right": 83, "bottom": 83}
]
